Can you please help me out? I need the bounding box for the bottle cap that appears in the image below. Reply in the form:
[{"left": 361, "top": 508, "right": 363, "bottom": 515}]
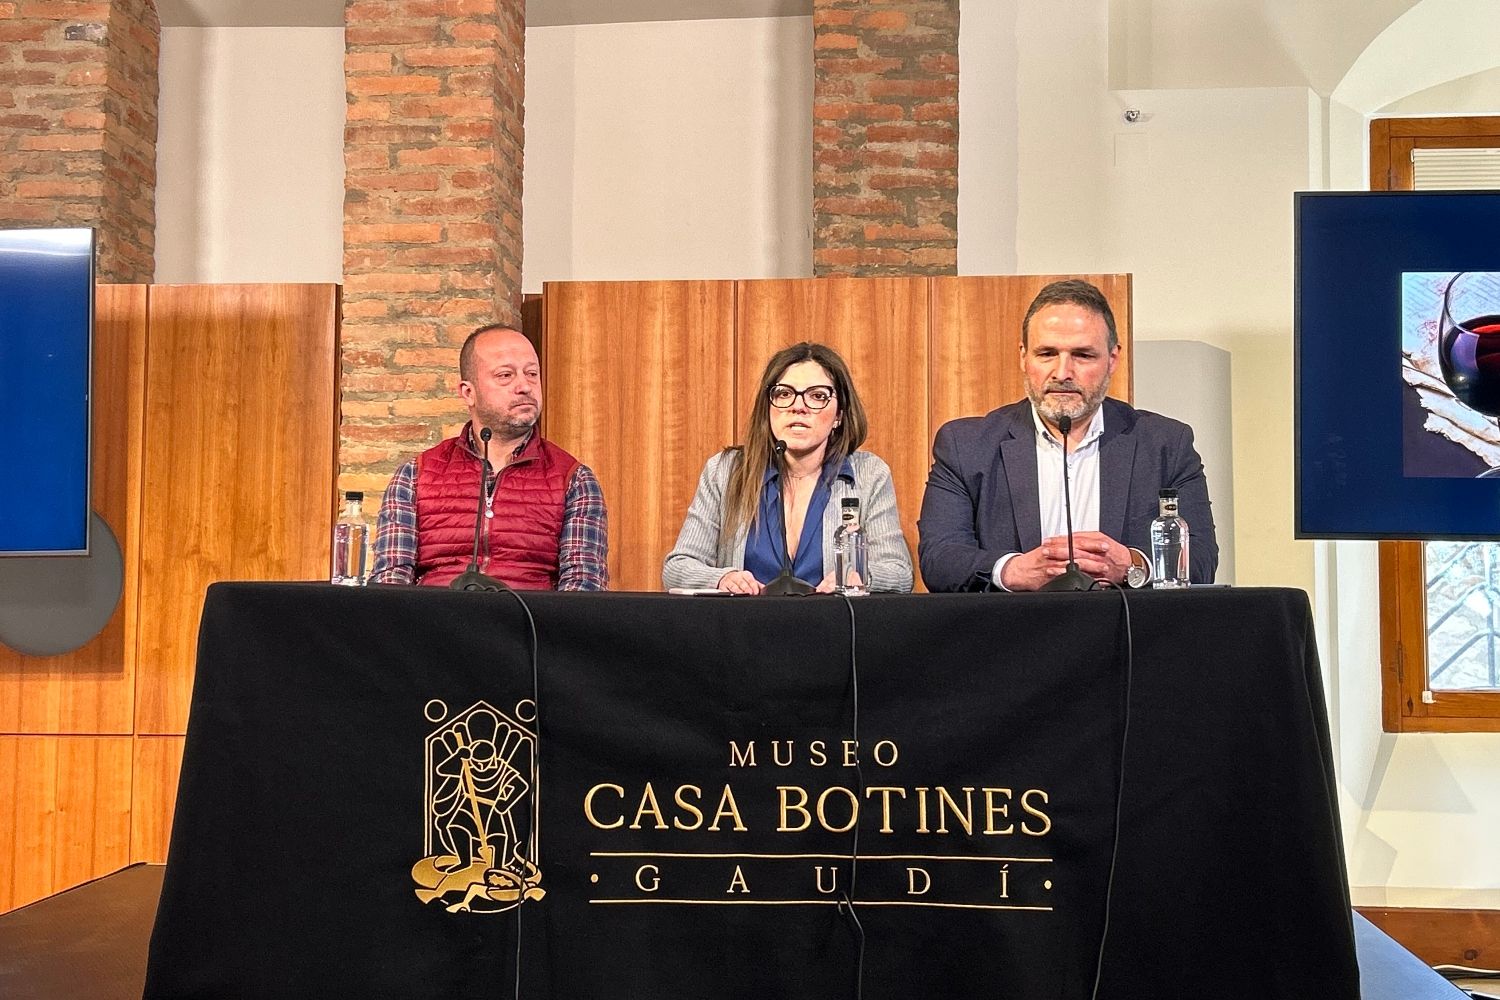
[
  {"left": 1158, "top": 488, "right": 1178, "bottom": 499},
  {"left": 841, "top": 497, "right": 860, "bottom": 509},
  {"left": 345, "top": 490, "right": 364, "bottom": 502}
]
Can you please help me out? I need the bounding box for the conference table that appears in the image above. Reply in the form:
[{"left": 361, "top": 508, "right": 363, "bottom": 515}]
[{"left": 144, "top": 583, "right": 1358, "bottom": 999}]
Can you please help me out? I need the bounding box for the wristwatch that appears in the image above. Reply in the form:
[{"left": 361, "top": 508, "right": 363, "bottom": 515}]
[{"left": 1124, "top": 549, "right": 1150, "bottom": 589}]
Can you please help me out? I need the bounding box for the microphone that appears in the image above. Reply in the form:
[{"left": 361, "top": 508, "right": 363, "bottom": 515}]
[
  {"left": 450, "top": 425, "right": 509, "bottom": 593},
  {"left": 1040, "top": 413, "right": 1094, "bottom": 593},
  {"left": 762, "top": 437, "right": 815, "bottom": 596}
]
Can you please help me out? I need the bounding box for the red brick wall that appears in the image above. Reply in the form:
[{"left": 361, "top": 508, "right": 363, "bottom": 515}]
[
  {"left": 341, "top": 0, "right": 525, "bottom": 497},
  {"left": 812, "top": 0, "right": 958, "bottom": 277},
  {"left": 0, "top": 0, "right": 160, "bottom": 282}
]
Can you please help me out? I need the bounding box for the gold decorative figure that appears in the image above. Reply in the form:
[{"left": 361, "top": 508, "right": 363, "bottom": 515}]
[{"left": 412, "top": 701, "right": 544, "bottom": 913}]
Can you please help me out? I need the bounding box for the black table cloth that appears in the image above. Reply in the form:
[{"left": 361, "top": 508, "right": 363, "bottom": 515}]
[{"left": 145, "top": 584, "right": 1358, "bottom": 999}]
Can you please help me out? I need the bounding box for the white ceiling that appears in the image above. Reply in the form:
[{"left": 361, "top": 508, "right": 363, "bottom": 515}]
[{"left": 155, "top": 0, "right": 808, "bottom": 28}]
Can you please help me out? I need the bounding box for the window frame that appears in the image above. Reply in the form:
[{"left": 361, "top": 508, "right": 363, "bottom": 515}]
[{"left": 1373, "top": 115, "right": 1500, "bottom": 733}]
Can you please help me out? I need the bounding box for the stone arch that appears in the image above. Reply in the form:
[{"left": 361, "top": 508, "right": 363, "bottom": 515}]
[{"left": 1332, "top": 0, "right": 1500, "bottom": 113}]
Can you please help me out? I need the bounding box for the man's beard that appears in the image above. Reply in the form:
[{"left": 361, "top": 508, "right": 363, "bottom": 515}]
[
  {"left": 1027, "top": 378, "right": 1108, "bottom": 426},
  {"left": 476, "top": 402, "right": 538, "bottom": 441}
]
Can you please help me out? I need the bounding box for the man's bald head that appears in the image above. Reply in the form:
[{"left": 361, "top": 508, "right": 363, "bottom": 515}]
[{"left": 460, "top": 325, "right": 534, "bottom": 383}]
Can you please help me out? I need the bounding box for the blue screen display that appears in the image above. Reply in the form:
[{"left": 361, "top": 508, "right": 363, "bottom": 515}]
[
  {"left": 1297, "top": 192, "right": 1500, "bottom": 540},
  {"left": 0, "top": 228, "right": 93, "bottom": 555}
]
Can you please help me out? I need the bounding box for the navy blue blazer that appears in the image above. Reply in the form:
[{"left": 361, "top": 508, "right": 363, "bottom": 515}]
[{"left": 917, "top": 398, "right": 1218, "bottom": 592}]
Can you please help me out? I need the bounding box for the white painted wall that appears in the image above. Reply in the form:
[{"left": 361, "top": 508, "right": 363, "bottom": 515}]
[
  {"left": 522, "top": 17, "right": 812, "bottom": 291},
  {"left": 155, "top": 27, "right": 344, "bottom": 284},
  {"left": 1121, "top": 0, "right": 1307, "bottom": 90},
  {"left": 1322, "top": 540, "right": 1500, "bottom": 908},
  {"left": 1135, "top": 341, "right": 1235, "bottom": 583},
  {"left": 1380, "top": 65, "right": 1500, "bottom": 114},
  {"left": 1333, "top": 0, "right": 1500, "bottom": 113},
  {"left": 956, "top": 0, "right": 1018, "bottom": 276},
  {"left": 1110, "top": 0, "right": 1419, "bottom": 94},
  {"left": 156, "top": 19, "right": 810, "bottom": 288},
  {"left": 1101, "top": 86, "right": 1315, "bottom": 594}
]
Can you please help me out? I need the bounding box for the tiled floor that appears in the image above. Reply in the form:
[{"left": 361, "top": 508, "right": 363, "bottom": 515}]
[{"left": 0, "top": 865, "right": 159, "bottom": 1000}]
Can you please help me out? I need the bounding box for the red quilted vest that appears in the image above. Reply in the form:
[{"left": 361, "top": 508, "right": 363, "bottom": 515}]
[{"left": 414, "top": 426, "right": 580, "bottom": 589}]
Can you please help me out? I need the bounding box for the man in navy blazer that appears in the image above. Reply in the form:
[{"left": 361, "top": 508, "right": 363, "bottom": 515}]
[{"left": 918, "top": 280, "right": 1217, "bottom": 592}]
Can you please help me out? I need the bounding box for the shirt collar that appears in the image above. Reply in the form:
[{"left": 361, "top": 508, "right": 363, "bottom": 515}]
[
  {"left": 463, "top": 421, "right": 535, "bottom": 463},
  {"left": 1029, "top": 403, "right": 1104, "bottom": 451}
]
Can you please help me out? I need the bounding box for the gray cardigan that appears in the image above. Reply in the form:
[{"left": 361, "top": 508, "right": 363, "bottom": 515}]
[{"left": 661, "top": 449, "right": 914, "bottom": 593}]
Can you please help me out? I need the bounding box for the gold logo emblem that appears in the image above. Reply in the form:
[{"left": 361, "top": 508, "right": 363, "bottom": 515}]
[{"left": 412, "top": 699, "right": 545, "bottom": 914}]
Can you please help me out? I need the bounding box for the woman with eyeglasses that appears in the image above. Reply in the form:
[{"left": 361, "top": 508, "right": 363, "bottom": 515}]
[{"left": 662, "top": 342, "right": 913, "bottom": 595}]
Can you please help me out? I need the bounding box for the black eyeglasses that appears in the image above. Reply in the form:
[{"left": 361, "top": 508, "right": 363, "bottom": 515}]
[{"left": 768, "top": 384, "right": 836, "bottom": 410}]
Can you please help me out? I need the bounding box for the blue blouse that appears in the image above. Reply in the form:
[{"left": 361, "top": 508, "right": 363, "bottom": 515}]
[{"left": 743, "top": 458, "right": 855, "bottom": 586}]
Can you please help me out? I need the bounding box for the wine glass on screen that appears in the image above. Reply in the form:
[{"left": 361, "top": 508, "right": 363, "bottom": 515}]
[{"left": 1437, "top": 272, "right": 1500, "bottom": 477}]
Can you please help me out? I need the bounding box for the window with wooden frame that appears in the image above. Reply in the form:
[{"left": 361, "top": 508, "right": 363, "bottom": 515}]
[{"left": 1374, "top": 116, "right": 1500, "bottom": 732}]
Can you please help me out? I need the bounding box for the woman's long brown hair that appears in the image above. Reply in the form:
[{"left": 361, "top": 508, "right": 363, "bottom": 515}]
[{"left": 720, "top": 342, "right": 869, "bottom": 544}]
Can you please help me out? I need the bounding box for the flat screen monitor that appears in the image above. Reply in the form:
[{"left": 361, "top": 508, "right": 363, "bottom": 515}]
[
  {"left": 0, "top": 228, "right": 94, "bottom": 555},
  {"left": 1297, "top": 191, "right": 1500, "bottom": 540}
]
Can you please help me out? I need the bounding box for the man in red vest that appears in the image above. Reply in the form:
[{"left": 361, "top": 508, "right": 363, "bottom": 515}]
[{"left": 369, "top": 324, "right": 608, "bottom": 589}]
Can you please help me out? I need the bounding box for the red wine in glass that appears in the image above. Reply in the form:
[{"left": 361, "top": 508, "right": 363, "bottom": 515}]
[{"left": 1437, "top": 272, "right": 1500, "bottom": 417}]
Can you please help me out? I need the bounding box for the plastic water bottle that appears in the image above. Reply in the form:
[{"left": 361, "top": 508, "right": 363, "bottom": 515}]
[
  {"left": 832, "top": 497, "right": 869, "bottom": 596},
  {"left": 1150, "top": 488, "right": 1190, "bottom": 589},
  {"left": 331, "top": 491, "right": 370, "bottom": 586}
]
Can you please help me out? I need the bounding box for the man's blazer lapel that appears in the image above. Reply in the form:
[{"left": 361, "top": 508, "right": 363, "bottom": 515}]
[
  {"left": 999, "top": 408, "right": 1042, "bottom": 552},
  {"left": 1099, "top": 401, "right": 1136, "bottom": 544}
]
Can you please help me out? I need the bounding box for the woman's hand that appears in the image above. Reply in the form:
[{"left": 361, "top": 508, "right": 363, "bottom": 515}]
[{"left": 718, "top": 570, "right": 764, "bottom": 595}]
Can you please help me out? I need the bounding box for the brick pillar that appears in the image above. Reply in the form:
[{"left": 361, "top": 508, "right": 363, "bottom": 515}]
[
  {"left": 0, "top": 0, "right": 160, "bottom": 282},
  {"left": 812, "top": 0, "right": 958, "bottom": 277},
  {"left": 341, "top": 0, "right": 525, "bottom": 497}
]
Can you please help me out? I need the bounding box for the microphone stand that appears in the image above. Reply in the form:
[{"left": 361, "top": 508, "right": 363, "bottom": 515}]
[
  {"left": 450, "top": 425, "right": 510, "bottom": 593},
  {"left": 1040, "top": 413, "right": 1095, "bottom": 593},
  {"left": 762, "top": 438, "right": 815, "bottom": 596}
]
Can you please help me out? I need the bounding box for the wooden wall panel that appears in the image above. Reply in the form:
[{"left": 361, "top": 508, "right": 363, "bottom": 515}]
[
  {"left": 134, "top": 284, "right": 340, "bottom": 735},
  {"left": 0, "top": 284, "right": 145, "bottom": 735},
  {"left": 929, "top": 274, "right": 1133, "bottom": 431},
  {"left": 542, "top": 281, "right": 737, "bottom": 593},
  {"left": 131, "top": 736, "right": 185, "bottom": 864},
  {"left": 52, "top": 737, "right": 133, "bottom": 891},
  {"left": 0, "top": 736, "right": 54, "bottom": 910},
  {"left": 0, "top": 736, "right": 131, "bottom": 911},
  {"left": 736, "top": 278, "right": 929, "bottom": 575}
]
